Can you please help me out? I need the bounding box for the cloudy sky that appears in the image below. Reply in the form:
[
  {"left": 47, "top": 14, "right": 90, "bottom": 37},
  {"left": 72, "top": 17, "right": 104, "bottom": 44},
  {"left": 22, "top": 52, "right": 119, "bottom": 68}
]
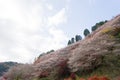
[{"left": 0, "top": 0, "right": 120, "bottom": 63}]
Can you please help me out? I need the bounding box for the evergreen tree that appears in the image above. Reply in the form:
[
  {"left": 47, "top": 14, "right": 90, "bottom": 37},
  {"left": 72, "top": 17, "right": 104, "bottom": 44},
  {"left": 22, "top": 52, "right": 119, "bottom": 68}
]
[
  {"left": 75, "top": 35, "right": 82, "bottom": 42},
  {"left": 68, "top": 40, "right": 72, "bottom": 45},
  {"left": 84, "top": 29, "right": 90, "bottom": 36},
  {"left": 71, "top": 38, "right": 75, "bottom": 43},
  {"left": 92, "top": 25, "right": 97, "bottom": 31},
  {"left": 92, "top": 20, "right": 108, "bottom": 31}
]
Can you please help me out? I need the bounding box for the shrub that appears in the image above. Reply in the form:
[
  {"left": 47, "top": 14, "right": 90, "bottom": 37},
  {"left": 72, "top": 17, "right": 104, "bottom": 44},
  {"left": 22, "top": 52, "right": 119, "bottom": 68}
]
[
  {"left": 64, "top": 77, "right": 72, "bottom": 80},
  {"left": 113, "top": 27, "right": 120, "bottom": 38},
  {"left": 64, "top": 74, "right": 110, "bottom": 80},
  {"left": 101, "top": 26, "right": 120, "bottom": 38},
  {"left": 79, "top": 78, "right": 85, "bottom": 80},
  {"left": 88, "top": 76, "right": 99, "bottom": 80},
  {"left": 39, "top": 71, "right": 49, "bottom": 78},
  {"left": 46, "top": 50, "right": 54, "bottom": 54},
  {"left": 88, "top": 76, "right": 110, "bottom": 80},
  {"left": 57, "top": 60, "right": 70, "bottom": 78},
  {"left": 116, "top": 33, "right": 120, "bottom": 38},
  {"left": 44, "top": 60, "right": 71, "bottom": 80},
  {"left": 101, "top": 28, "right": 112, "bottom": 34},
  {"left": 70, "top": 73, "right": 76, "bottom": 80},
  {"left": 99, "top": 76, "right": 110, "bottom": 80}
]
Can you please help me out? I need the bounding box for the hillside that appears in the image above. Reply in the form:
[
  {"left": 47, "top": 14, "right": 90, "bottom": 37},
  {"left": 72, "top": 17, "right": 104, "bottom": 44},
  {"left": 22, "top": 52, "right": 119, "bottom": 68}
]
[
  {"left": 0, "top": 62, "right": 18, "bottom": 76},
  {"left": 2, "top": 14, "right": 120, "bottom": 80}
]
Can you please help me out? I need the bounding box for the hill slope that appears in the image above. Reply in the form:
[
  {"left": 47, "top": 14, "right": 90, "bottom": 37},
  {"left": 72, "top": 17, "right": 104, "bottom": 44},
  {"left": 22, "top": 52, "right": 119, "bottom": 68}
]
[
  {"left": 0, "top": 62, "right": 18, "bottom": 76},
  {"left": 33, "top": 15, "right": 120, "bottom": 79},
  {"left": 3, "top": 14, "right": 120, "bottom": 80}
]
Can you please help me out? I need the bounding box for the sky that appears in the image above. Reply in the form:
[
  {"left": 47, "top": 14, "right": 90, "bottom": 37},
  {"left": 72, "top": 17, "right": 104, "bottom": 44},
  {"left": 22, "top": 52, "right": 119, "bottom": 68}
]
[{"left": 0, "top": 0, "right": 120, "bottom": 63}]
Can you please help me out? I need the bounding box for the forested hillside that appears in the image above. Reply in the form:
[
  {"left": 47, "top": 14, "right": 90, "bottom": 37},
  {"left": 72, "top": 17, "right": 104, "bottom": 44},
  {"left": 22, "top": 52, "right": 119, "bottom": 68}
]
[{"left": 0, "top": 62, "right": 18, "bottom": 76}]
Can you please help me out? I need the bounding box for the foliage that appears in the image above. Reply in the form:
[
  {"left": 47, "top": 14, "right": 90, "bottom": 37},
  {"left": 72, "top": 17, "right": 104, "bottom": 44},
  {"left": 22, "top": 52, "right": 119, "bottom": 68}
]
[
  {"left": 101, "top": 26, "right": 120, "bottom": 39},
  {"left": 67, "top": 35, "right": 82, "bottom": 45},
  {"left": 84, "top": 29, "right": 90, "bottom": 36},
  {"left": 92, "top": 20, "right": 107, "bottom": 31},
  {"left": 67, "top": 20, "right": 108, "bottom": 45},
  {"left": 4, "top": 64, "right": 35, "bottom": 80},
  {"left": 46, "top": 50, "right": 54, "bottom": 54},
  {"left": 35, "top": 49, "right": 55, "bottom": 61},
  {"left": 32, "top": 77, "right": 50, "bottom": 80},
  {"left": 101, "top": 28, "right": 112, "bottom": 34},
  {"left": 116, "top": 33, "right": 120, "bottom": 38},
  {"left": 68, "top": 40, "right": 72, "bottom": 45},
  {"left": 86, "top": 54, "right": 120, "bottom": 79},
  {"left": 39, "top": 71, "right": 49, "bottom": 78},
  {"left": 0, "top": 62, "right": 18, "bottom": 76},
  {"left": 64, "top": 75, "right": 110, "bottom": 80},
  {"left": 71, "top": 38, "right": 75, "bottom": 44},
  {"left": 37, "top": 60, "right": 71, "bottom": 80},
  {"left": 70, "top": 73, "right": 76, "bottom": 80},
  {"left": 113, "top": 27, "right": 120, "bottom": 38},
  {"left": 57, "top": 60, "right": 70, "bottom": 78},
  {"left": 75, "top": 35, "right": 82, "bottom": 42},
  {"left": 87, "top": 76, "right": 110, "bottom": 80}
]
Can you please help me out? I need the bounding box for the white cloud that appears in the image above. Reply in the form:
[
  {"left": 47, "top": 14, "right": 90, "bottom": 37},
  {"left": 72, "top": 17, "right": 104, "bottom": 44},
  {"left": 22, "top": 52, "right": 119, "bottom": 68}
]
[
  {"left": 46, "top": 3, "right": 53, "bottom": 11},
  {"left": 48, "top": 8, "right": 67, "bottom": 26},
  {"left": 0, "top": 0, "right": 68, "bottom": 63}
]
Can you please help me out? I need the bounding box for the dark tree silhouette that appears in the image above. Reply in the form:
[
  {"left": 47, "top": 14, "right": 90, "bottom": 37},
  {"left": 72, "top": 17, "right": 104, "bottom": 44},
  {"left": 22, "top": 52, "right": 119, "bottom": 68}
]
[
  {"left": 75, "top": 35, "right": 82, "bottom": 42},
  {"left": 92, "top": 20, "right": 108, "bottom": 31},
  {"left": 68, "top": 40, "right": 72, "bottom": 45},
  {"left": 84, "top": 29, "right": 90, "bottom": 36},
  {"left": 71, "top": 38, "right": 75, "bottom": 43}
]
